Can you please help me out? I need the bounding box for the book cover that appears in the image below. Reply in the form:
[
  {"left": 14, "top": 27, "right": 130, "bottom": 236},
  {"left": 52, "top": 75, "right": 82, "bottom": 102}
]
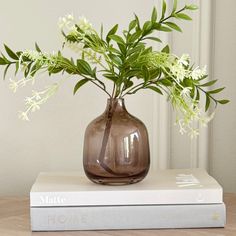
[
  {"left": 30, "top": 169, "right": 223, "bottom": 207},
  {"left": 31, "top": 203, "right": 226, "bottom": 231}
]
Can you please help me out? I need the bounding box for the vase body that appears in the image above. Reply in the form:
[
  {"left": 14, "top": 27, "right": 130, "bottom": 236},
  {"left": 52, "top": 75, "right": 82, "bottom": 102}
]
[{"left": 83, "top": 98, "right": 150, "bottom": 185}]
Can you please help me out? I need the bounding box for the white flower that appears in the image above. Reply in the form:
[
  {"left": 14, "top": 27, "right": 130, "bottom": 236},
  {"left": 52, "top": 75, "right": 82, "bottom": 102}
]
[
  {"left": 191, "top": 65, "right": 207, "bottom": 80},
  {"left": 18, "top": 111, "right": 29, "bottom": 121},
  {"left": 68, "top": 25, "right": 79, "bottom": 37},
  {"left": 178, "top": 119, "right": 187, "bottom": 135},
  {"left": 78, "top": 16, "right": 93, "bottom": 32},
  {"left": 67, "top": 14, "right": 74, "bottom": 21},
  {"left": 20, "top": 79, "right": 27, "bottom": 87},
  {"left": 22, "top": 50, "right": 42, "bottom": 61},
  {"left": 19, "top": 83, "right": 59, "bottom": 121},
  {"left": 32, "top": 90, "right": 41, "bottom": 100},
  {"left": 65, "top": 41, "right": 84, "bottom": 53},
  {"left": 169, "top": 84, "right": 212, "bottom": 137},
  {"left": 189, "top": 128, "right": 199, "bottom": 139},
  {"left": 31, "top": 101, "right": 40, "bottom": 112},
  {"left": 178, "top": 54, "right": 190, "bottom": 66},
  {"left": 58, "top": 14, "right": 75, "bottom": 30},
  {"left": 200, "top": 111, "right": 215, "bottom": 127},
  {"left": 9, "top": 78, "right": 18, "bottom": 93},
  {"left": 9, "top": 77, "right": 36, "bottom": 94},
  {"left": 180, "top": 87, "right": 192, "bottom": 97},
  {"left": 146, "top": 52, "right": 174, "bottom": 69},
  {"left": 25, "top": 97, "right": 34, "bottom": 105},
  {"left": 170, "top": 63, "right": 186, "bottom": 82},
  {"left": 45, "top": 83, "right": 59, "bottom": 97}
]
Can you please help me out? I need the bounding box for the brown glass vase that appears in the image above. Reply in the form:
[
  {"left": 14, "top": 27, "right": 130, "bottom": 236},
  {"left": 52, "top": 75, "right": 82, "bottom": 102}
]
[{"left": 83, "top": 98, "right": 150, "bottom": 185}]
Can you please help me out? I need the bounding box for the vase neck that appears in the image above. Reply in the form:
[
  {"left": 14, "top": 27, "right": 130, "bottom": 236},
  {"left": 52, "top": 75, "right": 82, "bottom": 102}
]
[{"left": 105, "top": 98, "right": 127, "bottom": 113}]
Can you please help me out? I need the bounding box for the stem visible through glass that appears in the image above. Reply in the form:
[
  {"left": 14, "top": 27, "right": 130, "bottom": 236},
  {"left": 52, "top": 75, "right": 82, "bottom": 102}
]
[{"left": 98, "top": 99, "right": 125, "bottom": 176}]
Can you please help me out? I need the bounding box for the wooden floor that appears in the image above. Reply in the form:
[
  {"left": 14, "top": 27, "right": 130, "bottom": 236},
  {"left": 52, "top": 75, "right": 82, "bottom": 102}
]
[{"left": 0, "top": 193, "right": 235, "bottom": 236}]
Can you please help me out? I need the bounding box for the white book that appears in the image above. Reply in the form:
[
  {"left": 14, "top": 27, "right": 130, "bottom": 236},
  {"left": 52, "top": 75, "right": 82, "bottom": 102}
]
[
  {"left": 30, "top": 168, "right": 223, "bottom": 207},
  {"left": 31, "top": 203, "right": 226, "bottom": 231}
]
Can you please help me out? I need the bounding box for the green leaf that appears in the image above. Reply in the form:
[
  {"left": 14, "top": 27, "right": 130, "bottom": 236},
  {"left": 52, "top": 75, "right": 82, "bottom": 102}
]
[
  {"left": 159, "top": 79, "right": 172, "bottom": 86},
  {"left": 48, "top": 66, "right": 63, "bottom": 74},
  {"left": 190, "top": 87, "right": 195, "bottom": 98},
  {"left": 149, "top": 69, "right": 160, "bottom": 80},
  {"left": 159, "top": 26, "right": 172, "bottom": 32},
  {"left": 208, "top": 87, "right": 225, "bottom": 94},
  {"left": 35, "top": 42, "right": 41, "bottom": 52},
  {"left": 15, "top": 61, "right": 19, "bottom": 75},
  {"left": 3, "top": 64, "right": 11, "bottom": 80},
  {"left": 200, "top": 80, "right": 217, "bottom": 87},
  {"left": 118, "top": 43, "right": 126, "bottom": 55},
  {"left": 218, "top": 99, "right": 230, "bottom": 104},
  {"left": 198, "top": 74, "right": 208, "bottom": 81},
  {"left": 161, "top": 45, "right": 170, "bottom": 53},
  {"left": 143, "top": 37, "right": 162, "bottom": 43},
  {"left": 164, "top": 22, "right": 182, "bottom": 32},
  {"left": 103, "top": 73, "right": 118, "bottom": 82},
  {"left": 147, "top": 86, "right": 163, "bottom": 95},
  {"left": 151, "top": 7, "right": 157, "bottom": 23},
  {"left": 175, "top": 13, "right": 192, "bottom": 21},
  {"left": 108, "top": 47, "right": 121, "bottom": 55},
  {"left": 129, "top": 19, "right": 137, "bottom": 31},
  {"left": 172, "top": 0, "right": 178, "bottom": 13},
  {"left": 100, "top": 23, "right": 104, "bottom": 39},
  {"left": 76, "top": 59, "right": 93, "bottom": 76},
  {"left": 128, "top": 30, "right": 142, "bottom": 43},
  {"left": 195, "top": 88, "right": 200, "bottom": 101},
  {"left": 0, "top": 57, "right": 8, "bottom": 65},
  {"left": 73, "top": 78, "right": 90, "bottom": 95},
  {"left": 153, "top": 23, "right": 172, "bottom": 32},
  {"left": 185, "top": 4, "right": 198, "bottom": 10},
  {"left": 127, "top": 44, "right": 145, "bottom": 56},
  {"left": 24, "top": 62, "right": 32, "bottom": 78},
  {"left": 140, "top": 46, "right": 153, "bottom": 55},
  {"left": 109, "top": 35, "right": 125, "bottom": 45},
  {"left": 4, "top": 44, "right": 18, "bottom": 60},
  {"left": 183, "top": 78, "right": 193, "bottom": 87},
  {"left": 108, "top": 54, "right": 122, "bottom": 66},
  {"left": 205, "top": 95, "right": 210, "bottom": 111},
  {"left": 134, "top": 14, "right": 141, "bottom": 30},
  {"left": 126, "top": 52, "right": 140, "bottom": 64},
  {"left": 1, "top": 53, "right": 10, "bottom": 63},
  {"left": 106, "top": 24, "right": 118, "bottom": 43},
  {"left": 161, "top": 0, "right": 167, "bottom": 20},
  {"left": 124, "top": 80, "right": 133, "bottom": 89},
  {"left": 30, "top": 63, "right": 42, "bottom": 77},
  {"left": 142, "top": 66, "right": 150, "bottom": 82},
  {"left": 142, "top": 21, "right": 152, "bottom": 32},
  {"left": 125, "top": 69, "right": 142, "bottom": 78}
]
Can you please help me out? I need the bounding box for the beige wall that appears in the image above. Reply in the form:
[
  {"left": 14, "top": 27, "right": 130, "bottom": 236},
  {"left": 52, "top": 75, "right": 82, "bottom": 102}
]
[
  {"left": 209, "top": 0, "right": 236, "bottom": 192},
  {"left": 0, "top": 0, "right": 235, "bottom": 196}
]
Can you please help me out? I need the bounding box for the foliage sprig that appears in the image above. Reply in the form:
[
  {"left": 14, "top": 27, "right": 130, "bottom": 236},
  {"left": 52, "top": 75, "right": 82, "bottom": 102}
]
[{"left": 0, "top": 0, "right": 229, "bottom": 137}]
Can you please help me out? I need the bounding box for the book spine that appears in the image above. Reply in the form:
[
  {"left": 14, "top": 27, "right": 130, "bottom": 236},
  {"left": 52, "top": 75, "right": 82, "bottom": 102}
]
[
  {"left": 30, "top": 188, "right": 223, "bottom": 207},
  {"left": 31, "top": 203, "right": 226, "bottom": 231}
]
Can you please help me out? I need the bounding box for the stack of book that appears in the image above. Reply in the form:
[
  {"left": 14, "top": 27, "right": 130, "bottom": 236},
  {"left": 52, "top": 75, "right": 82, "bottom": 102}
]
[{"left": 30, "top": 168, "right": 226, "bottom": 231}]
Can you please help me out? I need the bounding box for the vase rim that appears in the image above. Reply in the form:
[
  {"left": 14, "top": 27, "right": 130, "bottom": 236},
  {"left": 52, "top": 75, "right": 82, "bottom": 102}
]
[{"left": 107, "top": 97, "right": 124, "bottom": 101}]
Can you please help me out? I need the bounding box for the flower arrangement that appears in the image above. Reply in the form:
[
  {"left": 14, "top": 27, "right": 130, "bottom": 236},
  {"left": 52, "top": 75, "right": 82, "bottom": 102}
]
[{"left": 0, "top": 0, "right": 228, "bottom": 137}]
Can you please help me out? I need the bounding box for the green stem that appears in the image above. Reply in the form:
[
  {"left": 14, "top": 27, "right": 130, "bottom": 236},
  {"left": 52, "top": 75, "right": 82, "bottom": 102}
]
[
  {"left": 197, "top": 86, "right": 218, "bottom": 104},
  {"left": 160, "top": 7, "right": 186, "bottom": 23},
  {"left": 89, "top": 78, "right": 112, "bottom": 98},
  {"left": 121, "top": 82, "right": 145, "bottom": 97},
  {"left": 111, "top": 83, "right": 116, "bottom": 98}
]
